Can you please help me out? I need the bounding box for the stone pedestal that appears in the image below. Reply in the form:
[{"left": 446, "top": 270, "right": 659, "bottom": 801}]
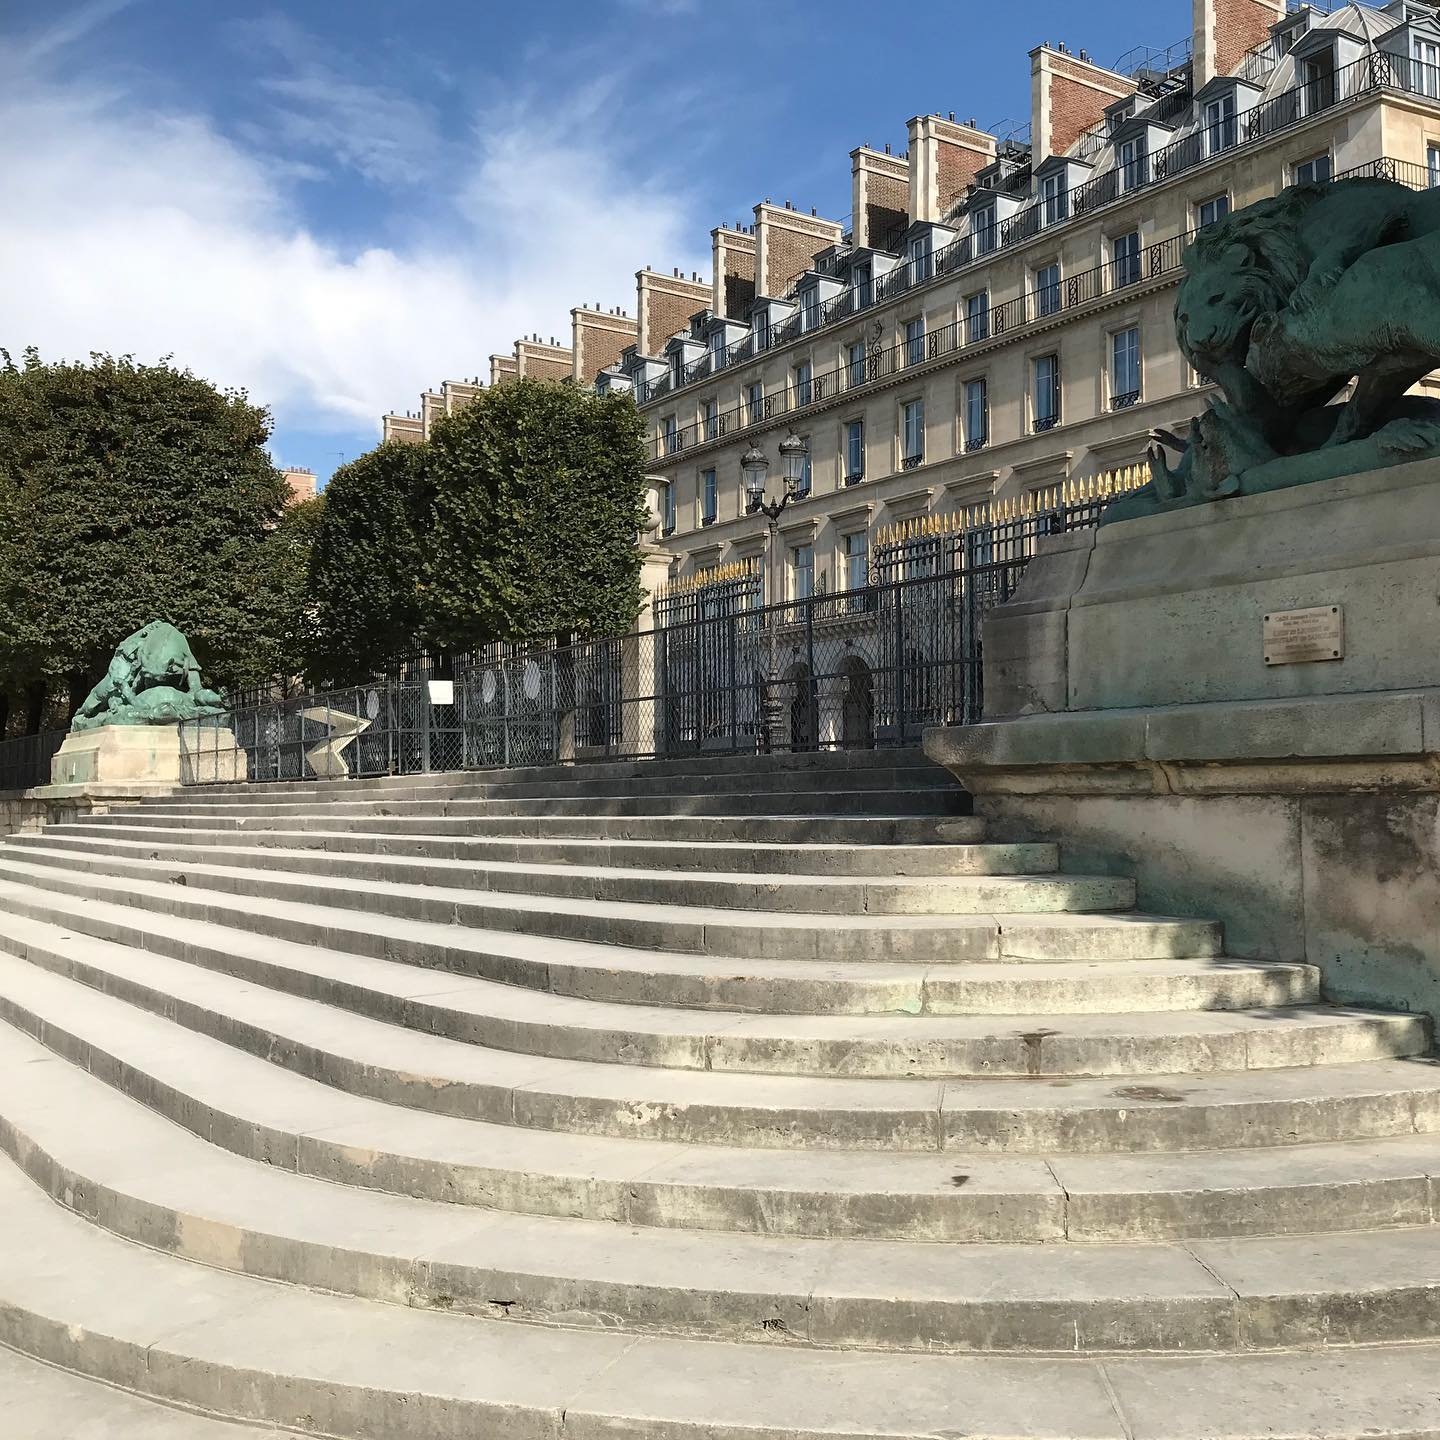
[
  {"left": 985, "top": 457, "right": 1440, "bottom": 718},
  {"left": 925, "top": 459, "right": 1440, "bottom": 1020},
  {"left": 32, "top": 723, "right": 245, "bottom": 804}
]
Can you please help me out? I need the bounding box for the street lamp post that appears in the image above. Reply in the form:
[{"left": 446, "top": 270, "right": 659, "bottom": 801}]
[{"left": 742, "top": 433, "right": 809, "bottom": 752}]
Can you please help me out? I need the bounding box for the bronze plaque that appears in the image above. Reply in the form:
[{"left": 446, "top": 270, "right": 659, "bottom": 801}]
[{"left": 1263, "top": 605, "right": 1344, "bottom": 666}]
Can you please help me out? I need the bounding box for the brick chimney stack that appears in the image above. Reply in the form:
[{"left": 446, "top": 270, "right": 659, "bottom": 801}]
[
  {"left": 1194, "top": 0, "right": 1285, "bottom": 88},
  {"left": 711, "top": 227, "right": 757, "bottom": 319},
  {"left": 1030, "top": 45, "right": 1136, "bottom": 163},
  {"left": 753, "top": 202, "right": 844, "bottom": 298},
  {"left": 906, "top": 116, "right": 996, "bottom": 224},
  {"left": 850, "top": 146, "right": 910, "bottom": 249}
]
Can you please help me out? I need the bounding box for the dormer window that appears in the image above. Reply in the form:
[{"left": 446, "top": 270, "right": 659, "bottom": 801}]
[
  {"left": 853, "top": 262, "right": 873, "bottom": 309},
  {"left": 1041, "top": 171, "right": 1068, "bottom": 226},
  {"left": 1415, "top": 34, "right": 1440, "bottom": 97},
  {"left": 710, "top": 329, "right": 727, "bottom": 370},
  {"left": 670, "top": 351, "right": 684, "bottom": 387},
  {"left": 908, "top": 234, "right": 933, "bottom": 283},
  {"left": 973, "top": 204, "right": 997, "bottom": 255},
  {"left": 1108, "top": 99, "right": 1138, "bottom": 132},
  {"left": 1118, "top": 135, "right": 1148, "bottom": 191},
  {"left": 1300, "top": 49, "right": 1337, "bottom": 115},
  {"left": 754, "top": 310, "right": 771, "bottom": 350},
  {"left": 1203, "top": 92, "right": 1237, "bottom": 156},
  {"left": 800, "top": 287, "right": 820, "bottom": 334}
]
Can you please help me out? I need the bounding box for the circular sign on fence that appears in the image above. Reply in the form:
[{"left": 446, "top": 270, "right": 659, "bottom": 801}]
[
  {"left": 523, "top": 660, "right": 542, "bottom": 701},
  {"left": 365, "top": 689, "right": 380, "bottom": 720},
  {"left": 481, "top": 670, "right": 497, "bottom": 705}
]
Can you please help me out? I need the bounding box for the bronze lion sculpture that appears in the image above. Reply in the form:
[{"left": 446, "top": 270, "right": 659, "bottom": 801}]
[
  {"left": 1106, "top": 176, "right": 1440, "bottom": 524},
  {"left": 72, "top": 621, "right": 226, "bottom": 732}
]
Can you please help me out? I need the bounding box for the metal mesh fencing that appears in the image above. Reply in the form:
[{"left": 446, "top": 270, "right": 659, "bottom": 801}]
[{"left": 180, "top": 500, "right": 1107, "bottom": 783}]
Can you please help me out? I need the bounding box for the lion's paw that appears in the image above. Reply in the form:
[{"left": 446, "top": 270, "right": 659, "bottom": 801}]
[{"left": 1376, "top": 416, "right": 1440, "bottom": 456}]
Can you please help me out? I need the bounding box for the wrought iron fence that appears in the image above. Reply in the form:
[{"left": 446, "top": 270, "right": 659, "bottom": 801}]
[
  {"left": 180, "top": 501, "right": 1114, "bottom": 785},
  {"left": 0, "top": 728, "right": 65, "bottom": 792}
]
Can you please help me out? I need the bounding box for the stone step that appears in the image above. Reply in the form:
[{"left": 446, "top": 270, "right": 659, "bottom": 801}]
[
  {"left": 7, "top": 1142, "right": 1440, "bottom": 1440},
  {"left": 75, "top": 809, "right": 987, "bottom": 845},
  {"left": 45, "top": 821, "right": 1046, "bottom": 878},
  {"left": 0, "top": 851, "right": 1226, "bottom": 967},
  {"left": 12, "top": 833, "right": 1127, "bottom": 917},
  {"left": 0, "top": 850, "right": 1195, "bottom": 964},
  {"left": 130, "top": 785, "right": 969, "bottom": 818},
  {"left": 188, "top": 745, "right": 946, "bottom": 796},
  {"left": 0, "top": 1342, "right": 281, "bottom": 1438},
  {"left": 5, "top": 959, "right": 1440, "bottom": 1240},
  {"left": 0, "top": 929, "right": 1431, "bottom": 1158},
  {"left": 0, "top": 911, "right": 1388, "bottom": 1100},
  {"left": 188, "top": 762, "right": 963, "bottom": 804},
  {"left": 9, "top": 1031, "right": 1440, "bottom": 1355},
  {"left": 0, "top": 877, "right": 1311, "bottom": 1019},
  {"left": 171, "top": 764, "right": 962, "bottom": 807}
]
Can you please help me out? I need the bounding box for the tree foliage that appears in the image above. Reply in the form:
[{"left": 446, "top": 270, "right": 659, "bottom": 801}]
[
  {"left": 241, "top": 495, "right": 326, "bottom": 695},
  {"left": 305, "top": 380, "right": 647, "bottom": 675},
  {"left": 304, "top": 441, "right": 432, "bottom": 685},
  {"left": 424, "top": 379, "right": 647, "bottom": 651},
  {"left": 0, "top": 350, "right": 298, "bottom": 728},
  {"left": 0, "top": 354, "right": 650, "bottom": 727}
]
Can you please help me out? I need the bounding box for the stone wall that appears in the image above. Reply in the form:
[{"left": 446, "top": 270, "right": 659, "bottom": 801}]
[
  {"left": 973, "top": 782, "right": 1440, "bottom": 1020},
  {"left": 927, "top": 461, "right": 1440, "bottom": 1022}
]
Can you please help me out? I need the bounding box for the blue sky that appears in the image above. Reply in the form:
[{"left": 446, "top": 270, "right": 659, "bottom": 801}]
[{"left": 4, "top": 0, "right": 1190, "bottom": 487}]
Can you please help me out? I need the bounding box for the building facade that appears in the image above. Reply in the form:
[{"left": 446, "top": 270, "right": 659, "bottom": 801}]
[
  {"left": 380, "top": 0, "right": 1440, "bottom": 601},
  {"left": 624, "top": 0, "right": 1440, "bottom": 600}
]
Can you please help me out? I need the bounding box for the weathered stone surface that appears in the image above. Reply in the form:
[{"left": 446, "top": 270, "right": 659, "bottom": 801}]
[
  {"left": 982, "top": 460, "right": 1440, "bottom": 717},
  {"left": 0, "top": 750, "right": 1435, "bottom": 1437}
]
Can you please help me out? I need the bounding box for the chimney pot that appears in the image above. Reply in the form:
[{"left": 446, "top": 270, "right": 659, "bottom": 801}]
[
  {"left": 948, "top": 111, "right": 955, "bottom": 121},
  {"left": 884, "top": 142, "right": 891, "bottom": 154}
]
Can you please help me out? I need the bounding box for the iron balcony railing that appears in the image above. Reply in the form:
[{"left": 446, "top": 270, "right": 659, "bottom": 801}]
[
  {"left": 647, "top": 228, "right": 1194, "bottom": 460},
  {"left": 648, "top": 155, "right": 1433, "bottom": 461},
  {"left": 640, "top": 60, "right": 1440, "bottom": 413}
]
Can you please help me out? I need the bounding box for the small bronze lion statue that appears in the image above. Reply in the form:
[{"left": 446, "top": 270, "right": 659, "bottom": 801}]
[{"left": 72, "top": 622, "right": 226, "bottom": 732}]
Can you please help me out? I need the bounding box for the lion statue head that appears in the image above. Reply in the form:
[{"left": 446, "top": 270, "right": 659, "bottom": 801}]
[{"left": 1174, "top": 187, "right": 1318, "bottom": 377}]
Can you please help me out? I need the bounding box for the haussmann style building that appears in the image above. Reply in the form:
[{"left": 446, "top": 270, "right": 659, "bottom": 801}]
[{"left": 383, "top": 0, "right": 1440, "bottom": 617}]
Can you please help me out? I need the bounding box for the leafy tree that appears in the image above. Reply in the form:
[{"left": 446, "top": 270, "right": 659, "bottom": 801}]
[
  {"left": 236, "top": 495, "right": 326, "bottom": 695},
  {"left": 304, "top": 441, "right": 432, "bottom": 685},
  {"left": 423, "top": 378, "right": 647, "bottom": 650},
  {"left": 0, "top": 349, "right": 292, "bottom": 728}
]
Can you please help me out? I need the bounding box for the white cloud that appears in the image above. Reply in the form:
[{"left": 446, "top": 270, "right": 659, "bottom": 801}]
[
  {"left": 11, "top": 0, "right": 139, "bottom": 66},
  {"left": 0, "top": 42, "right": 704, "bottom": 449}
]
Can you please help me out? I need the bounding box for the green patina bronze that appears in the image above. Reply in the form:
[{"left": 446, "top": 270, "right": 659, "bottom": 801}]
[
  {"left": 1104, "top": 176, "right": 1440, "bottom": 525},
  {"left": 71, "top": 622, "right": 226, "bottom": 732}
]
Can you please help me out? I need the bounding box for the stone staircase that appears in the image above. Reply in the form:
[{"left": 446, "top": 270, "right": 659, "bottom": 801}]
[{"left": 1, "top": 747, "right": 1439, "bottom": 1437}]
